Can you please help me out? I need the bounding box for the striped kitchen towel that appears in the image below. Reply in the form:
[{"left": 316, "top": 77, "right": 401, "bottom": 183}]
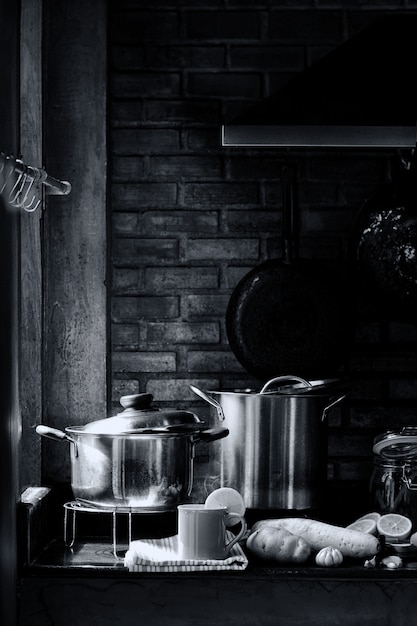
[{"left": 124, "top": 532, "right": 248, "bottom": 572}]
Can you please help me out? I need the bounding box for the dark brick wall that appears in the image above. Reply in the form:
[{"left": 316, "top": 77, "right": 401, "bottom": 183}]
[{"left": 109, "top": 0, "right": 417, "bottom": 517}]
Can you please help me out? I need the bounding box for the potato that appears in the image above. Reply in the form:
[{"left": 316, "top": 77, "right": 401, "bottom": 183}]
[
  {"left": 251, "top": 518, "right": 380, "bottom": 559},
  {"left": 246, "top": 525, "right": 311, "bottom": 564}
]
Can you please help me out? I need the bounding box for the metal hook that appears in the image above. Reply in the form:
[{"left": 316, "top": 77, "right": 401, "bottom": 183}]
[
  {"left": 0, "top": 157, "right": 16, "bottom": 194},
  {"left": 15, "top": 175, "right": 35, "bottom": 209},
  {"left": 23, "top": 196, "right": 41, "bottom": 213},
  {"left": 22, "top": 195, "right": 36, "bottom": 211},
  {"left": 9, "top": 159, "right": 27, "bottom": 206},
  {"left": 1, "top": 153, "right": 70, "bottom": 209},
  {"left": 9, "top": 168, "right": 28, "bottom": 205}
]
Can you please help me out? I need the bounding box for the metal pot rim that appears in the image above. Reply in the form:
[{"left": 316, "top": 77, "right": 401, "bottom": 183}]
[
  {"left": 65, "top": 425, "right": 197, "bottom": 437},
  {"left": 208, "top": 377, "right": 348, "bottom": 398},
  {"left": 207, "top": 390, "right": 344, "bottom": 400}
]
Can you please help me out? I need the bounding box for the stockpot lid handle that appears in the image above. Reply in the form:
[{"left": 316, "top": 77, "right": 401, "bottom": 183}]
[
  {"left": 373, "top": 427, "right": 417, "bottom": 459},
  {"left": 260, "top": 375, "right": 312, "bottom": 395}
]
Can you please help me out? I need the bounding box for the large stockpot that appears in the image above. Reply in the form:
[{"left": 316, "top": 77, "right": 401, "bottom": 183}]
[
  {"left": 36, "top": 394, "right": 229, "bottom": 512},
  {"left": 192, "top": 376, "right": 347, "bottom": 511}
]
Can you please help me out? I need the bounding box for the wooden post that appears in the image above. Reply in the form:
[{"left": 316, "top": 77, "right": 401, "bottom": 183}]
[
  {"left": 42, "top": 0, "right": 108, "bottom": 484},
  {"left": 0, "top": 2, "right": 20, "bottom": 624}
]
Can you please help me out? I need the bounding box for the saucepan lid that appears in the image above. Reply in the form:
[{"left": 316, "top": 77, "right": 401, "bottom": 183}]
[{"left": 76, "top": 394, "right": 205, "bottom": 435}]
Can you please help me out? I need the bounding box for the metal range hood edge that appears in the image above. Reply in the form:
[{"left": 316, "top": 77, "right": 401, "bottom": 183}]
[
  {"left": 222, "top": 14, "right": 417, "bottom": 148},
  {"left": 222, "top": 124, "right": 417, "bottom": 148}
]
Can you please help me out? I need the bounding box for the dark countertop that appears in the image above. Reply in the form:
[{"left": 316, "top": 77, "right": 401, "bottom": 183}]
[
  {"left": 21, "top": 535, "right": 417, "bottom": 583},
  {"left": 20, "top": 551, "right": 417, "bottom": 626},
  {"left": 19, "top": 491, "right": 417, "bottom": 626},
  {"left": 19, "top": 490, "right": 417, "bottom": 582}
]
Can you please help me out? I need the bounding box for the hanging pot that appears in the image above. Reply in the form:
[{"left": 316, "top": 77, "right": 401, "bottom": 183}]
[
  {"left": 36, "top": 393, "right": 229, "bottom": 512},
  {"left": 351, "top": 151, "right": 417, "bottom": 319},
  {"left": 192, "top": 375, "right": 348, "bottom": 510},
  {"left": 226, "top": 164, "right": 353, "bottom": 382}
]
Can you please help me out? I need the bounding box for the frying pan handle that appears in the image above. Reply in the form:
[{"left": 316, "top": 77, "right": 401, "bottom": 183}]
[
  {"left": 260, "top": 375, "right": 312, "bottom": 394},
  {"left": 282, "top": 164, "right": 298, "bottom": 265}
]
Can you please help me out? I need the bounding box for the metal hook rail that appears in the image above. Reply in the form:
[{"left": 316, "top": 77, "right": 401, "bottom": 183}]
[{"left": 0, "top": 152, "right": 71, "bottom": 212}]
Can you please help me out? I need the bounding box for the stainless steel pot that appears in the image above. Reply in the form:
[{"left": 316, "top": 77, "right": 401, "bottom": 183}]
[
  {"left": 36, "top": 394, "right": 229, "bottom": 512},
  {"left": 192, "top": 375, "right": 347, "bottom": 511}
]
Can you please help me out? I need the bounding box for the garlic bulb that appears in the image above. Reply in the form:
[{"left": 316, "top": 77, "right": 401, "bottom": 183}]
[{"left": 315, "top": 546, "right": 343, "bottom": 567}]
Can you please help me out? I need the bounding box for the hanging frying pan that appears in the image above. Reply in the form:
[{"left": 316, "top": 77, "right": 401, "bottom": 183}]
[
  {"left": 350, "top": 151, "right": 417, "bottom": 320},
  {"left": 226, "top": 164, "right": 353, "bottom": 381}
]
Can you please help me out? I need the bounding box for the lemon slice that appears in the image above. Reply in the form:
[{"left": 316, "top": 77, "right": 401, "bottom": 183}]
[
  {"left": 204, "top": 487, "right": 246, "bottom": 527},
  {"left": 346, "top": 518, "right": 377, "bottom": 535},
  {"left": 376, "top": 513, "right": 413, "bottom": 542},
  {"left": 356, "top": 512, "right": 381, "bottom": 523}
]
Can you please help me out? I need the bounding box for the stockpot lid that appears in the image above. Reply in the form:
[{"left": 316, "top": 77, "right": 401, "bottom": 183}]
[
  {"left": 373, "top": 427, "right": 417, "bottom": 461},
  {"left": 69, "top": 394, "right": 205, "bottom": 435},
  {"left": 210, "top": 375, "right": 348, "bottom": 398},
  {"left": 262, "top": 377, "right": 348, "bottom": 396}
]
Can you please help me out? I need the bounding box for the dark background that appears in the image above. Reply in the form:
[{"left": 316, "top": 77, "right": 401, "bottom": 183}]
[
  {"left": 4, "top": 1, "right": 417, "bottom": 624},
  {"left": 108, "top": 0, "right": 417, "bottom": 516}
]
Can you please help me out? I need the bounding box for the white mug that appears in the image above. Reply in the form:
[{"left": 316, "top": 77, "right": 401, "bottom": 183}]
[{"left": 177, "top": 504, "right": 246, "bottom": 560}]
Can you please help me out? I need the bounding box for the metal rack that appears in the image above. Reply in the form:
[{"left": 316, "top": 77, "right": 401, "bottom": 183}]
[
  {"left": 63, "top": 501, "right": 133, "bottom": 561},
  {"left": 0, "top": 152, "right": 71, "bottom": 212}
]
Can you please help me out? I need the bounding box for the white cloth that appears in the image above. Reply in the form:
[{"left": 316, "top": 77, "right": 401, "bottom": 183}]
[{"left": 124, "top": 532, "right": 248, "bottom": 572}]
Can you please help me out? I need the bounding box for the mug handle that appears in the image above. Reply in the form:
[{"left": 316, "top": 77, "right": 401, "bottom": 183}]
[{"left": 224, "top": 514, "right": 247, "bottom": 554}]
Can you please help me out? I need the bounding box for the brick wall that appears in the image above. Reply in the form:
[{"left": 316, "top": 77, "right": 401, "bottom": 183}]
[{"left": 109, "top": 0, "right": 417, "bottom": 519}]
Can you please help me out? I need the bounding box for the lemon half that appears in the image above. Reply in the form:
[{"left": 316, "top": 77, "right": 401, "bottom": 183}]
[
  {"left": 376, "top": 513, "right": 413, "bottom": 542},
  {"left": 346, "top": 518, "right": 378, "bottom": 535},
  {"left": 356, "top": 512, "right": 381, "bottom": 523}
]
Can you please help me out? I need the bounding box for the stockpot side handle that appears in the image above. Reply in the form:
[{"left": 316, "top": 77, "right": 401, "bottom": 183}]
[
  {"left": 189, "top": 385, "right": 226, "bottom": 421},
  {"left": 260, "top": 375, "right": 312, "bottom": 394},
  {"left": 35, "top": 424, "right": 76, "bottom": 444},
  {"left": 321, "top": 394, "right": 348, "bottom": 421}
]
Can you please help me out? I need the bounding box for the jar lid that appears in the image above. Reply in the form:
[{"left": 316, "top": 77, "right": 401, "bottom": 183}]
[{"left": 373, "top": 427, "right": 417, "bottom": 460}]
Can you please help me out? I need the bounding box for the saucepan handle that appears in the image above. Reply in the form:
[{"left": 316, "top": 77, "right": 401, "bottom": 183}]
[
  {"left": 194, "top": 427, "right": 229, "bottom": 443},
  {"left": 35, "top": 424, "right": 76, "bottom": 445}
]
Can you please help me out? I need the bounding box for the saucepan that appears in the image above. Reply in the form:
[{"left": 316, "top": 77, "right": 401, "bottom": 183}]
[{"left": 36, "top": 393, "right": 229, "bottom": 512}]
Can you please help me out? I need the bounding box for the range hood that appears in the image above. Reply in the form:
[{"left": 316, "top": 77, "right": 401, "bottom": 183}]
[{"left": 222, "top": 14, "right": 417, "bottom": 148}]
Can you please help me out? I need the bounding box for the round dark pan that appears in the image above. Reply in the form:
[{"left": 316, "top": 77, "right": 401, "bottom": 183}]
[{"left": 226, "top": 165, "right": 353, "bottom": 382}]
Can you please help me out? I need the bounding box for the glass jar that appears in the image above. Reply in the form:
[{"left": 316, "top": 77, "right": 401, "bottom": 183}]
[
  {"left": 370, "top": 457, "right": 416, "bottom": 516},
  {"left": 371, "top": 427, "right": 417, "bottom": 524}
]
